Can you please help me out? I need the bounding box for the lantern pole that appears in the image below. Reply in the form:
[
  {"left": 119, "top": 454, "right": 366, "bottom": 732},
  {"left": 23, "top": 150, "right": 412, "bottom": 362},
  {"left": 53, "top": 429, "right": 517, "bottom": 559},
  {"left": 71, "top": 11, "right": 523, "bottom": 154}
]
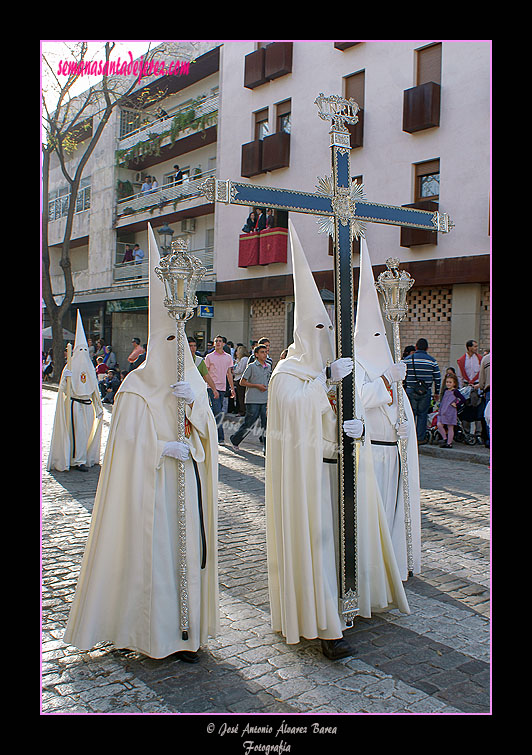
[
  {"left": 155, "top": 239, "right": 206, "bottom": 639},
  {"left": 375, "top": 258, "right": 415, "bottom": 577}
]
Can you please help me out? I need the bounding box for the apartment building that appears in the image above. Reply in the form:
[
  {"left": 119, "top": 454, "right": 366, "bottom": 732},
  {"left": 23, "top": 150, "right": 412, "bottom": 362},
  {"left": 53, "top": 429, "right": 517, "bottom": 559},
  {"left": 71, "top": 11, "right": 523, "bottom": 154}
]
[
  {"left": 45, "top": 41, "right": 490, "bottom": 373},
  {"left": 214, "top": 40, "right": 490, "bottom": 368},
  {"left": 45, "top": 43, "right": 221, "bottom": 368}
]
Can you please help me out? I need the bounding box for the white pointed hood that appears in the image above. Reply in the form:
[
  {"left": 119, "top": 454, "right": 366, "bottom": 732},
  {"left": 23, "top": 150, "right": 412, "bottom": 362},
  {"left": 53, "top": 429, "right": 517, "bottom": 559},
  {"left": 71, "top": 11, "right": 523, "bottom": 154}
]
[
  {"left": 70, "top": 310, "right": 99, "bottom": 395},
  {"left": 273, "top": 220, "right": 335, "bottom": 381},
  {"left": 354, "top": 236, "right": 394, "bottom": 382},
  {"left": 117, "top": 224, "right": 209, "bottom": 439}
]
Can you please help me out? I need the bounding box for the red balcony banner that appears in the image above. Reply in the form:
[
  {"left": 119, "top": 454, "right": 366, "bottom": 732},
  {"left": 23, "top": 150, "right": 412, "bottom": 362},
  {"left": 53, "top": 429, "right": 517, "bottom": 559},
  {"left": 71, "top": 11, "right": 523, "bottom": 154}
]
[
  {"left": 258, "top": 227, "right": 288, "bottom": 265},
  {"left": 238, "top": 232, "right": 260, "bottom": 267}
]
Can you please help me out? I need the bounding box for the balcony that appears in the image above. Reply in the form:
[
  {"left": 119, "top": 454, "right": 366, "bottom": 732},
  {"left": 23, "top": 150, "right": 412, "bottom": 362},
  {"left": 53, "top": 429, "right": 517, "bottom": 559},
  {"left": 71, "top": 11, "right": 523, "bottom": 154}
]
[
  {"left": 346, "top": 108, "right": 364, "bottom": 149},
  {"left": 238, "top": 227, "right": 288, "bottom": 267},
  {"left": 113, "top": 242, "right": 215, "bottom": 284},
  {"left": 241, "top": 132, "right": 290, "bottom": 177},
  {"left": 403, "top": 82, "right": 441, "bottom": 133},
  {"left": 244, "top": 42, "right": 293, "bottom": 89},
  {"left": 400, "top": 200, "right": 438, "bottom": 247},
  {"left": 116, "top": 93, "right": 218, "bottom": 166},
  {"left": 116, "top": 169, "right": 216, "bottom": 223}
]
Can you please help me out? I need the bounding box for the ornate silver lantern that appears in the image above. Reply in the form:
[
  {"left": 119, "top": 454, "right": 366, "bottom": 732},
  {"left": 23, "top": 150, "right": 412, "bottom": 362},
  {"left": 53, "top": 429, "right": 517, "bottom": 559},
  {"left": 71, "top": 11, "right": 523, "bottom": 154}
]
[
  {"left": 155, "top": 238, "right": 207, "bottom": 639},
  {"left": 375, "top": 258, "right": 415, "bottom": 576}
]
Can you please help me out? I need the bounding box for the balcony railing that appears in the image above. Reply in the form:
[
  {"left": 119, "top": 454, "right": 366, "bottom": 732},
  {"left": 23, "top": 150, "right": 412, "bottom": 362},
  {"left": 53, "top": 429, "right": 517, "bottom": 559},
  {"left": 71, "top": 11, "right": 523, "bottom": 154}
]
[
  {"left": 118, "top": 93, "right": 219, "bottom": 153},
  {"left": 113, "top": 242, "right": 215, "bottom": 283},
  {"left": 48, "top": 185, "right": 91, "bottom": 222},
  {"left": 116, "top": 169, "right": 216, "bottom": 219}
]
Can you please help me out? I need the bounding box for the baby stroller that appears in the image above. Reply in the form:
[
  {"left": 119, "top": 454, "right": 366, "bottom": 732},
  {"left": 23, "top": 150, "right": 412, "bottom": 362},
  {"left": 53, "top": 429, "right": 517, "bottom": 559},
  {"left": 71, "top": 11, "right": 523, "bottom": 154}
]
[{"left": 426, "top": 403, "right": 477, "bottom": 446}]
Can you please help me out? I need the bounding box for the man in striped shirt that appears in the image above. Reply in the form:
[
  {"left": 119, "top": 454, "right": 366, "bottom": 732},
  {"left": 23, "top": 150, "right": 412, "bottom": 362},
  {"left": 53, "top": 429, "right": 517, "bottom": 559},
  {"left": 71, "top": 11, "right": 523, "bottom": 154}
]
[{"left": 403, "top": 338, "right": 441, "bottom": 444}]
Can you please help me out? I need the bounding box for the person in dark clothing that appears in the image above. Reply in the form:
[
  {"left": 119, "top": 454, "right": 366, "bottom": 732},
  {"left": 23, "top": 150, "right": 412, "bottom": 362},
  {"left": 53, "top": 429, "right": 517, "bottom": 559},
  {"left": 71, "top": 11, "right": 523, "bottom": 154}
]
[{"left": 403, "top": 338, "right": 441, "bottom": 444}]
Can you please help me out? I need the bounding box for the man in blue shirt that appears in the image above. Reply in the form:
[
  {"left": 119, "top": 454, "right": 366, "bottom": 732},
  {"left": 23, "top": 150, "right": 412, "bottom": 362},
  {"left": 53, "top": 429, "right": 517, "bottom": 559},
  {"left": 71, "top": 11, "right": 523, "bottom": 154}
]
[{"left": 403, "top": 338, "right": 441, "bottom": 444}]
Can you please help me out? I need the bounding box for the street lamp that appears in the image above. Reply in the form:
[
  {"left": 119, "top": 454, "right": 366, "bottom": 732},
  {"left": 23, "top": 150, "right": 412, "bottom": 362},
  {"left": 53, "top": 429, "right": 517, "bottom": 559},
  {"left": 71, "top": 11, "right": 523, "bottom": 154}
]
[
  {"left": 375, "top": 258, "right": 415, "bottom": 576},
  {"left": 157, "top": 223, "right": 175, "bottom": 254},
  {"left": 155, "top": 238, "right": 206, "bottom": 640}
]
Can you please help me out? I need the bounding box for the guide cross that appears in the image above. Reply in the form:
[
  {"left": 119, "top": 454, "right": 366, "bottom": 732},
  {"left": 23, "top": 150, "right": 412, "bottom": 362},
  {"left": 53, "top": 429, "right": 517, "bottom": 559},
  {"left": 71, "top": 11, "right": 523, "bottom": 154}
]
[{"left": 199, "top": 93, "right": 454, "bottom": 623}]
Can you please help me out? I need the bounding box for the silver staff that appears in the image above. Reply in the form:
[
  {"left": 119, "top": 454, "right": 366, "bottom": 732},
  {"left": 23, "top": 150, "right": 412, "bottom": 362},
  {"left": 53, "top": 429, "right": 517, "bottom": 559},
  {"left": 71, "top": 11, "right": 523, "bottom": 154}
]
[
  {"left": 375, "top": 258, "right": 415, "bottom": 576},
  {"left": 155, "top": 239, "right": 206, "bottom": 639}
]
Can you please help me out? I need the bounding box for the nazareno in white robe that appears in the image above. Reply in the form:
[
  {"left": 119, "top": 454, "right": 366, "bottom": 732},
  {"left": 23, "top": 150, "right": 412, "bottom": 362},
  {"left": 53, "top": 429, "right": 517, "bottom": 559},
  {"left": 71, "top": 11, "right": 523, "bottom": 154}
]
[
  {"left": 356, "top": 362, "right": 421, "bottom": 580},
  {"left": 63, "top": 224, "right": 219, "bottom": 658},
  {"left": 265, "top": 221, "right": 409, "bottom": 646},
  {"left": 47, "top": 313, "right": 103, "bottom": 472},
  {"left": 353, "top": 235, "right": 421, "bottom": 581}
]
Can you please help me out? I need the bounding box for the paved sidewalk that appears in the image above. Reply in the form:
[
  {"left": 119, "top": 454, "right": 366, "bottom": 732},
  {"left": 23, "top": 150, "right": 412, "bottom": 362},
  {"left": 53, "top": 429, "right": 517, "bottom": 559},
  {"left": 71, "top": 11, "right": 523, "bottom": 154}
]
[{"left": 41, "top": 386, "right": 491, "bottom": 719}]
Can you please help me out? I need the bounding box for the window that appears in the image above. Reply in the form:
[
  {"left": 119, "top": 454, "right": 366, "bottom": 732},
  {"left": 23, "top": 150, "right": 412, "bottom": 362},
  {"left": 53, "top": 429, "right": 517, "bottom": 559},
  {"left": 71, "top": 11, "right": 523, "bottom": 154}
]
[
  {"left": 344, "top": 70, "right": 365, "bottom": 109},
  {"left": 120, "top": 109, "right": 143, "bottom": 138},
  {"left": 416, "top": 43, "right": 442, "bottom": 86},
  {"left": 415, "top": 160, "right": 440, "bottom": 201},
  {"left": 276, "top": 100, "right": 291, "bottom": 134},
  {"left": 48, "top": 179, "right": 91, "bottom": 221},
  {"left": 254, "top": 108, "right": 270, "bottom": 140}
]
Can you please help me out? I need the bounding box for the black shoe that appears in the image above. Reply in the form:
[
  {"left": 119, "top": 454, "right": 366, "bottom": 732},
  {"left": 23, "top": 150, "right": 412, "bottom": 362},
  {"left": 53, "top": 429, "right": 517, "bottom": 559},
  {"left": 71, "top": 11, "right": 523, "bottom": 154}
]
[
  {"left": 73, "top": 464, "right": 88, "bottom": 472},
  {"left": 175, "top": 650, "right": 201, "bottom": 664},
  {"left": 417, "top": 439, "right": 428, "bottom": 446},
  {"left": 229, "top": 435, "right": 239, "bottom": 449},
  {"left": 320, "top": 637, "right": 356, "bottom": 660}
]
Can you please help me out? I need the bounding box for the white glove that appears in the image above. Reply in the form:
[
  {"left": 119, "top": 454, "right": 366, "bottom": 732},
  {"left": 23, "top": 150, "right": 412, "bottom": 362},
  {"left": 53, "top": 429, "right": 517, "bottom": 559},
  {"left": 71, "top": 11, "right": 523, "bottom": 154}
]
[
  {"left": 395, "top": 421, "right": 409, "bottom": 439},
  {"left": 171, "top": 381, "right": 195, "bottom": 404},
  {"left": 162, "top": 441, "right": 190, "bottom": 461},
  {"left": 384, "top": 361, "right": 407, "bottom": 384},
  {"left": 343, "top": 418, "right": 364, "bottom": 439},
  {"left": 330, "top": 357, "right": 354, "bottom": 382},
  {"left": 63, "top": 369, "right": 73, "bottom": 378}
]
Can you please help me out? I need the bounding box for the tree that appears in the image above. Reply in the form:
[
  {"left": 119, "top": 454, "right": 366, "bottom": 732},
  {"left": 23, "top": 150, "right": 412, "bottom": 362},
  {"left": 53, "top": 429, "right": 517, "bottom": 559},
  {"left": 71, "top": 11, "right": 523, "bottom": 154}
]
[{"left": 41, "top": 41, "right": 192, "bottom": 378}]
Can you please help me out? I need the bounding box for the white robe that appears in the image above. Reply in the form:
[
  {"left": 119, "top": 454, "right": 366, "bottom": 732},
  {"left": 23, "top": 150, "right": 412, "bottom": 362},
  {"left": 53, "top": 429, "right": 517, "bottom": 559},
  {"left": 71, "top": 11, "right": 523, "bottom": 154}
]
[
  {"left": 63, "top": 386, "right": 219, "bottom": 658},
  {"left": 356, "top": 361, "right": 421, "bottom": 580},
  {"left": 265, "top": 371, "right": 410, "bottom": 646},
  {"left": 47, "top": 367, "right": 103, "bottom": 472}
]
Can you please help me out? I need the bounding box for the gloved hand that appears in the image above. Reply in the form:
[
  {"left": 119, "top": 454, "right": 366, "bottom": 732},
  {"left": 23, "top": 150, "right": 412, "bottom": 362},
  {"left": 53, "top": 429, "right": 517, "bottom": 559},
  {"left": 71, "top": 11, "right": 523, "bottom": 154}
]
[
  {"left": 162, "top": 441, "right": 190, "bottom": 461},
  {"left": 331, "top": 357, "right": 354, "bottom": 382},
  {"left": 343, "top": 418, "right": 364, "bottom": 439},
  {"left": 171, "top": 381, "right": 195, "bottom": 404},
  {"left": 395, "top": 420, "right": 409, "bottom": 439},
  {"left": 384, "top": 361, "right": 407, "bottom": 384}
]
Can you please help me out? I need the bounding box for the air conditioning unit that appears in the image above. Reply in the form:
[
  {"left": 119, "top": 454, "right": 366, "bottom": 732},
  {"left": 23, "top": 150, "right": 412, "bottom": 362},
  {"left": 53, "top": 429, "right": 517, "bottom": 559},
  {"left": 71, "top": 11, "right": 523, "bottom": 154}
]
[{"left": 181, "top": 218, "right": 196, "bottom": 233}]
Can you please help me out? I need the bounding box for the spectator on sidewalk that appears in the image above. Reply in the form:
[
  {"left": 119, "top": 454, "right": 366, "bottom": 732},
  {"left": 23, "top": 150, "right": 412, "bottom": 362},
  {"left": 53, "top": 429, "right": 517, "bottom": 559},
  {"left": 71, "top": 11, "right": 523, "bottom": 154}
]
[
  {"left": 101, "top": 369, "right": 121, "bottom": 404},
  {"left": 233, "top": 345, "right": 250, "bottom": 416},
  {"left": 96, "top": 356, "right": 108, "bottom": 387},
  {"left": 436, "top": 371, "right": 466, "bottom": 448},
  {"left": 230, "top": 344, "right": 271, "bottom": 453},
  {"left": 247, "top": 337, "right": 273, "bottom": 368},
  {"left": 403, "top": 338, "right": 441, "bottom": 444},
  {"left": 457, "top": 340, "right": 484, "bottom": 438},
  {"left": 478, "top": 350, "right": 490, "bottom": 448},
  {"left": 127, "top": 338, "right": 145, "bottom": 372},
  {"left": 204, "top": 335, "right": 236, "bottom": 443},
  {"left": 188, "top": 336, "right": 219, "bottom": 399},
  {"left": 103, "top": 345, "right": 117, "bottom": 371}
]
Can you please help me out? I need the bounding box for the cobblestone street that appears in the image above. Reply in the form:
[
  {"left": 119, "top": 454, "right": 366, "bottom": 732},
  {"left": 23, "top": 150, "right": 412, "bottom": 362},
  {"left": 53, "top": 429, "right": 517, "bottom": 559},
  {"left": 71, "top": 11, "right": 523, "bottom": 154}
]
[{"left": 41, "top": 387, "right": 490, "bottom": 721}]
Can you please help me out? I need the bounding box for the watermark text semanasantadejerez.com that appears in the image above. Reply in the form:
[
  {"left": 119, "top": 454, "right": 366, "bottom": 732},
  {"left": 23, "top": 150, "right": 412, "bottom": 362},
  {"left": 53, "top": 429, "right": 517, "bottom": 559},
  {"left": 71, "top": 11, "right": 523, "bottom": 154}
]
[{"left": 56, "top": 52, "right": 190, "bottom": 84}]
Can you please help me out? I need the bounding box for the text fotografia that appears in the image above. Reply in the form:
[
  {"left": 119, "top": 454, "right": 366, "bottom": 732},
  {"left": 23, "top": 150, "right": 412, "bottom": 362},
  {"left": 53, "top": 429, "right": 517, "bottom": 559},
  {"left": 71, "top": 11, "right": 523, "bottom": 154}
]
[
  {"left": 56, "top": 52, "right": 190, "bottom": 84},
  {"left": 208, "top": 720, "right": 338, "bottom": 751}
]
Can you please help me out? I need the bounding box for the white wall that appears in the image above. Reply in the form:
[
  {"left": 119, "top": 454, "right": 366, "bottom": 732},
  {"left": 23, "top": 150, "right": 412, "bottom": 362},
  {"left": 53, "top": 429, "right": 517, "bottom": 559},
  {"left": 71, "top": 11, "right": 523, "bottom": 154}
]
[{"left": 216, "top": 40, "right": 490, "bottom": 282}]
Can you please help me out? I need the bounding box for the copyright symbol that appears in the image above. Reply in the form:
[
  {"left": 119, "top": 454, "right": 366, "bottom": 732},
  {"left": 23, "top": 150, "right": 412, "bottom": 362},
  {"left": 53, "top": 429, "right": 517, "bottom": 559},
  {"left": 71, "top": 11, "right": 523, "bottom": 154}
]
[{"left": 207, "top": 723, "right": 215, "bottom": 734}]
